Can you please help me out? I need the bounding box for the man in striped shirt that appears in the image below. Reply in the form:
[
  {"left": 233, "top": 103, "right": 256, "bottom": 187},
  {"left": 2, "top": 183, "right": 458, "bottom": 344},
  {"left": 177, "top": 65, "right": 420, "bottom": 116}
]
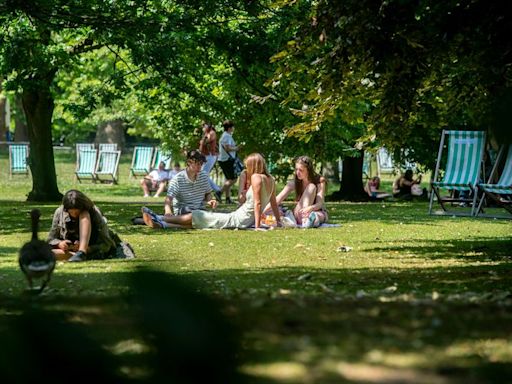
[{"left": 163, "top": 149, "right": 218, "bottom": 216}]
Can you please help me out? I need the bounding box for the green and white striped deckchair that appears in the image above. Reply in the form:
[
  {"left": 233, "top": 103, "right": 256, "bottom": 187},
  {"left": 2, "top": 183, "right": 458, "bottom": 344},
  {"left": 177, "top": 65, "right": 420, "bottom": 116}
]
[
  {"left": 76, "top": 143, "right": 95, "bottom": 153},
  {"left": 95, "top": 150, "right": 121, "bottom": 184},
  {"left": 75, "top": 148, "right": 98, "bottom": 183},
  {"left": 130, "top": 146, "right": 154, "bottom": 177},
  {"left": 98, "top": 143, "right": 118, "bottom": 152},
  {"left": 152, "top": 147, "right": 172, "bottom": 170},
  {"left": 377, "top": 147, "right": 395, "bottom": 176},
  {"left": 9, "top": 143, "right": 30, "bottom": 177},
  {"left": 429, "top": 130, "right": 486, "bottom": 216},
  {"left": 475, "top": 144, "right": 512, "bottom": 217}
]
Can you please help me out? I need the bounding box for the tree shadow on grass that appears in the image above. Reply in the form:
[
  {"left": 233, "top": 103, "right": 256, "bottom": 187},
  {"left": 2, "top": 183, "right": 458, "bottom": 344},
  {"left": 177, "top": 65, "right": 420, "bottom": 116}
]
[
  {"left": 369, "top": 236, "right": 512, "bottom": 261},
  {"left": 1, "top": 265, "right": 512, "bottom": 383}
]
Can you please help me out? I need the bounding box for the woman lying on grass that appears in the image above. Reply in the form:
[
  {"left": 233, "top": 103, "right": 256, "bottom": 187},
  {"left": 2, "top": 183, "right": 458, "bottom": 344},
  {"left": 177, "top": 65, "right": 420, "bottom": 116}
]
[{"left": 142, "top": 153, "right": 281, "bottom": 230}]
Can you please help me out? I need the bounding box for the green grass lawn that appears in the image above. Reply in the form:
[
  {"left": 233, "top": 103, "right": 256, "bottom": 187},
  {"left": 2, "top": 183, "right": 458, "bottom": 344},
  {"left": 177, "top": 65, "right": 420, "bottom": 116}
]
[{"left": 0, "top": 149, "right": 511, "bottom": 383}]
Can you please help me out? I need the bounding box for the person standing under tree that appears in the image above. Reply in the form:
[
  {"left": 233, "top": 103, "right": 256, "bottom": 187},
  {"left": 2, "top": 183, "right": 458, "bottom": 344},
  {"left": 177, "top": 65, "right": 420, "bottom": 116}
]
[
  {"left": 217, "top": 120, "right": 243, "bottom": 204},
  {"left": 199, "top": 121, "right": 222, "bottom": 201}
]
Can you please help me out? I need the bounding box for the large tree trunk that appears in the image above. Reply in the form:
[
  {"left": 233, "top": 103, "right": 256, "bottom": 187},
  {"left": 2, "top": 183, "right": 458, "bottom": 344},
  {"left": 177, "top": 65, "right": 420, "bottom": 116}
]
[
  {"left": 22, "top": 83, "right": 62, "bottom": 202},
  {"left": 14, "top": 96, "right": 29, "bottom": 142},
  {"left": 0, "top": 89, "right": 7, "bottom": 144},
  {"left": 95, "top": 119, "right": 126, "bottom": 150},
  {"left": 330, "top": 150, "right": 368, "bottom": 201}
]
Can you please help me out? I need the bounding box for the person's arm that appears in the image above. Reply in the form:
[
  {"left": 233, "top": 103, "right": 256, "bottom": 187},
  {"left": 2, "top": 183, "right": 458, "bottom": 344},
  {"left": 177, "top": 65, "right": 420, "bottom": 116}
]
[
  {"left": 309, "top": 179, "right": 326, "bottom": 211},
  {"left": 47, "top": 207, "right": 66, "bottom": 247},
  {"left": 263, "top": 180, "right": 294, "bottom": 212},
  {"left": 269, "top": 180, "right": 281, "bottom": 225},
  {"left": 164, "top": 195, "right": 174, "bottom": 216},
  {"left": 238, "top": 171, "right": 248, "bottom": 204},
  {"left": 252, "top": 174, "right": 263, "bottom": 228},
  {"left": 205, "top": 192, "right": 218, "bottom": 209}
]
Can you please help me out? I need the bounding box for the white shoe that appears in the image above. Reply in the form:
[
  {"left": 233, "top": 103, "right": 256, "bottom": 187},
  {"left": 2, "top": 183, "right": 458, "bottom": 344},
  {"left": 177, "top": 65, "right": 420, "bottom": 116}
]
[{"left": 281, "top": 216, "right": 297, "bottom": 228}]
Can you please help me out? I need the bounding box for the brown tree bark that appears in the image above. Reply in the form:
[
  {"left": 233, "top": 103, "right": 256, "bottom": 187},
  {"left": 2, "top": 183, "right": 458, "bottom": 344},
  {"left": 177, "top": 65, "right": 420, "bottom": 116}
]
[
  {"left": 14, "top": 96, "right": 29, "bottom": 142},
  {"left": 22, "top": 79, "right": 62, "bottom": 202},
  {"left": 0, "top": 90, "right": 6, "bottom": 143},
  {"left": 330, "top": 150, "right": 368, "bottom": 201}
]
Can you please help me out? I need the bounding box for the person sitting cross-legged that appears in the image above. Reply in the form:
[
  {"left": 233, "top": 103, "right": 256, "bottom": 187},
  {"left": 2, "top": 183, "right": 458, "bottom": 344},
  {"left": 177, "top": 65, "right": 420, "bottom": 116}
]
[{"left": 141, "top": 149, "right": 218, "bottom": 227}]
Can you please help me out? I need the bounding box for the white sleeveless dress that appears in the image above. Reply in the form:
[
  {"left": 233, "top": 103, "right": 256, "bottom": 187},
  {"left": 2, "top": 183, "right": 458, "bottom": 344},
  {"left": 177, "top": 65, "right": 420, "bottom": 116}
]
[{"left": 192, "top": 176, "right": 274, "bottom": 229}]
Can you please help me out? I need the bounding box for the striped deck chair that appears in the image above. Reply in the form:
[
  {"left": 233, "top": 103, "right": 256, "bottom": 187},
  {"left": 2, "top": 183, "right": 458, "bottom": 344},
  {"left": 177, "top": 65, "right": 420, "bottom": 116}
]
[
  {"left": 9, "top": 143, "right": 30, "bottom": 177},
  {"left": 76, "top": 143, "right": 95, "bottom": 153},
  {"left": 475, "top": 144, "right": 512, "bottom": 217},
  {"left": 98, "top": 143, "right": 118, "bottom": 152},
  {"left": 362, "top": 151, "right": 373, "bottom": 179},
  {"left": 429, "top": 130, "right": 486, "bottom": 216},
  {"left": 152, "top": 148, "right": 172, "bottom": 170},
  {"left": 130, "top": 146, "right": 154, "bottom": 177},
  {"left": 95, "top": 150, "right": 121, "bottom": 184},
  {"left": 377, "top": 147, "right": 395, "bottom": 176},
  {"left": 75, "top": 148, "right": 98, "bottom": 183}
]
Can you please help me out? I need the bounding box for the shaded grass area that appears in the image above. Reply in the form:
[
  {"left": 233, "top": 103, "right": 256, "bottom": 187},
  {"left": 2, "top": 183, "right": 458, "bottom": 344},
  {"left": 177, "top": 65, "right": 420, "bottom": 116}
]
[{"left": 1, "top": 151, "right": 512, "bottom": 383}]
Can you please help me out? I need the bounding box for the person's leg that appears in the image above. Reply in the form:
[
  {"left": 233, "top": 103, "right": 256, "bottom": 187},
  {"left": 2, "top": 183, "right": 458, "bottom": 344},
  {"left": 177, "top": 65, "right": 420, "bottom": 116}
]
[
  {"left": 142, "top": 208, "right": 193, "bottom": 229},
  {"left": 154, "top": 181, "right": 167, "bottom": 197},
  {"left": 202, "top": 155, "right": 217, "bottom": 174},
  {"left": 78, "top": 211, "right": 92, "bottom": 253},
  {"left": 51, "top": 248, "right": 71, "bottom": 261},
  {"left": 141, "top": 179, "right": 151, "bottom": 197},
  {"left": 221, "top": 179, "right": 236, "bottom": 202},
  {"left": 293, "top": 183, "right": 317, "bottom": 223}
]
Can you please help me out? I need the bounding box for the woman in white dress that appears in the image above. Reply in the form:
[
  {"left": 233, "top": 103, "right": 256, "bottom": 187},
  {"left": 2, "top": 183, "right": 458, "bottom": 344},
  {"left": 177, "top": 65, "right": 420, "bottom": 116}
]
[{"left": 142, "top": 153, "right": 281, "bottom": 230}]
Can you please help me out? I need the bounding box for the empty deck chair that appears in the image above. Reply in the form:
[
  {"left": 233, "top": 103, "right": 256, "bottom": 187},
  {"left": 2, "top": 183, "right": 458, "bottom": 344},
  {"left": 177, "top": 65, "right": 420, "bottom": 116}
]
[
  {"left": 152, "top": 148, "right": 172, "bottom": 170},
  {"left": 475, "top": 144, "right": 512, "bottom": 217},
  {"left": 75, "top": 148, "right": 98, "bottom": 183},
  {"left": 76, "top": 143, "right": 95, "bottom": 153},
  {"left": 95, "top": 150, "right": 121, "bottom": 184},
  {"left": 376, "top": 147, "right": 395, "bottom": 176},
  {"left": 362, "top": 151, "right": 373, "bottom": 179},
  {"left": 9, "top": 143, "right": 30, "bottom": 177},
  {"left": 130, "top": 146, "right": 154, "bottom": 177},
  {"left": 429, "top": 130, "right": 486, "bottom": 216},
  {"left": 98, "top": 143, "right": 118, "bottom": 152}
]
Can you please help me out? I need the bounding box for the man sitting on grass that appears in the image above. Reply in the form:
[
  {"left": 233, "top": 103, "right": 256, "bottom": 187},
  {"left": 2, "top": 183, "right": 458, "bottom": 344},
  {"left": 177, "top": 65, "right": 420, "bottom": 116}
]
[
  {"left": 140, "top": 161, "right": 170, "bottom": 198},
  {"left": 141, "top": 150, "right": 218, "bottom": 227}
]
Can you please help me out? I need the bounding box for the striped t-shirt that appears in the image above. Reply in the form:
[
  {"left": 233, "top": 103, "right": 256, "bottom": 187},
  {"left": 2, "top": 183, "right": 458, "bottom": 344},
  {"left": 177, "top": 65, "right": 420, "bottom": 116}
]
[{"left": 167, "top": 169, "right": 212, "bottom": 211}]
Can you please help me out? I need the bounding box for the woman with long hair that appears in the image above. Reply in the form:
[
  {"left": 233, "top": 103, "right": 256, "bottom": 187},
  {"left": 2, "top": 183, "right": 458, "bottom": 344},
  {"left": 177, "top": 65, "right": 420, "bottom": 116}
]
[
  {"left": 48, "top": 189, "right": 134, "bottom": 261},
  {"left": 265, "top": 155, "right": 328, "bottom": 227},
  {"left": 142, "top": 153, "right": 281, "bottom": 230}
]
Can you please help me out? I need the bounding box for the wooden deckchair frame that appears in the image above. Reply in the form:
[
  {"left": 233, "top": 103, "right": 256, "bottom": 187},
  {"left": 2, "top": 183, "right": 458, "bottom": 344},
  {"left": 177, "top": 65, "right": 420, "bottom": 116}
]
[
  {"left": 429, "top": 130, "right": 486, "bottom": 216},
  {"left": 475, "top": 144, "right": 512, "bottom": 218}
]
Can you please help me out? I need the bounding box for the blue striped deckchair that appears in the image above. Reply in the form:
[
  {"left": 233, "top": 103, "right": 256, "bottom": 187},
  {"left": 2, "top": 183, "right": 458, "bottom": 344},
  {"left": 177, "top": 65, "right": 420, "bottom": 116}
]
[
  {"left": 95, "top": 150, "right": 121, "bottom": 184},
  {"left": 98, "top": 143, "right": 118, "bottom": 152},
  {"left": 75, "top": 148, "right": 98, "bottom": 183},
  {"left": 9, "top": 143, "right": 30, "bottom": 177},
  {"left": 429, "top": 130, "right": 486, "bottom": 216},
  {"left": 152, "top": 147, "right": 172, "bottom": 170},
  {"left": 130, "top": 146, "right": 154, "bottom": 177},
  {"left": 475, "top": 144, "right": 512, "bottom": 217}
]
